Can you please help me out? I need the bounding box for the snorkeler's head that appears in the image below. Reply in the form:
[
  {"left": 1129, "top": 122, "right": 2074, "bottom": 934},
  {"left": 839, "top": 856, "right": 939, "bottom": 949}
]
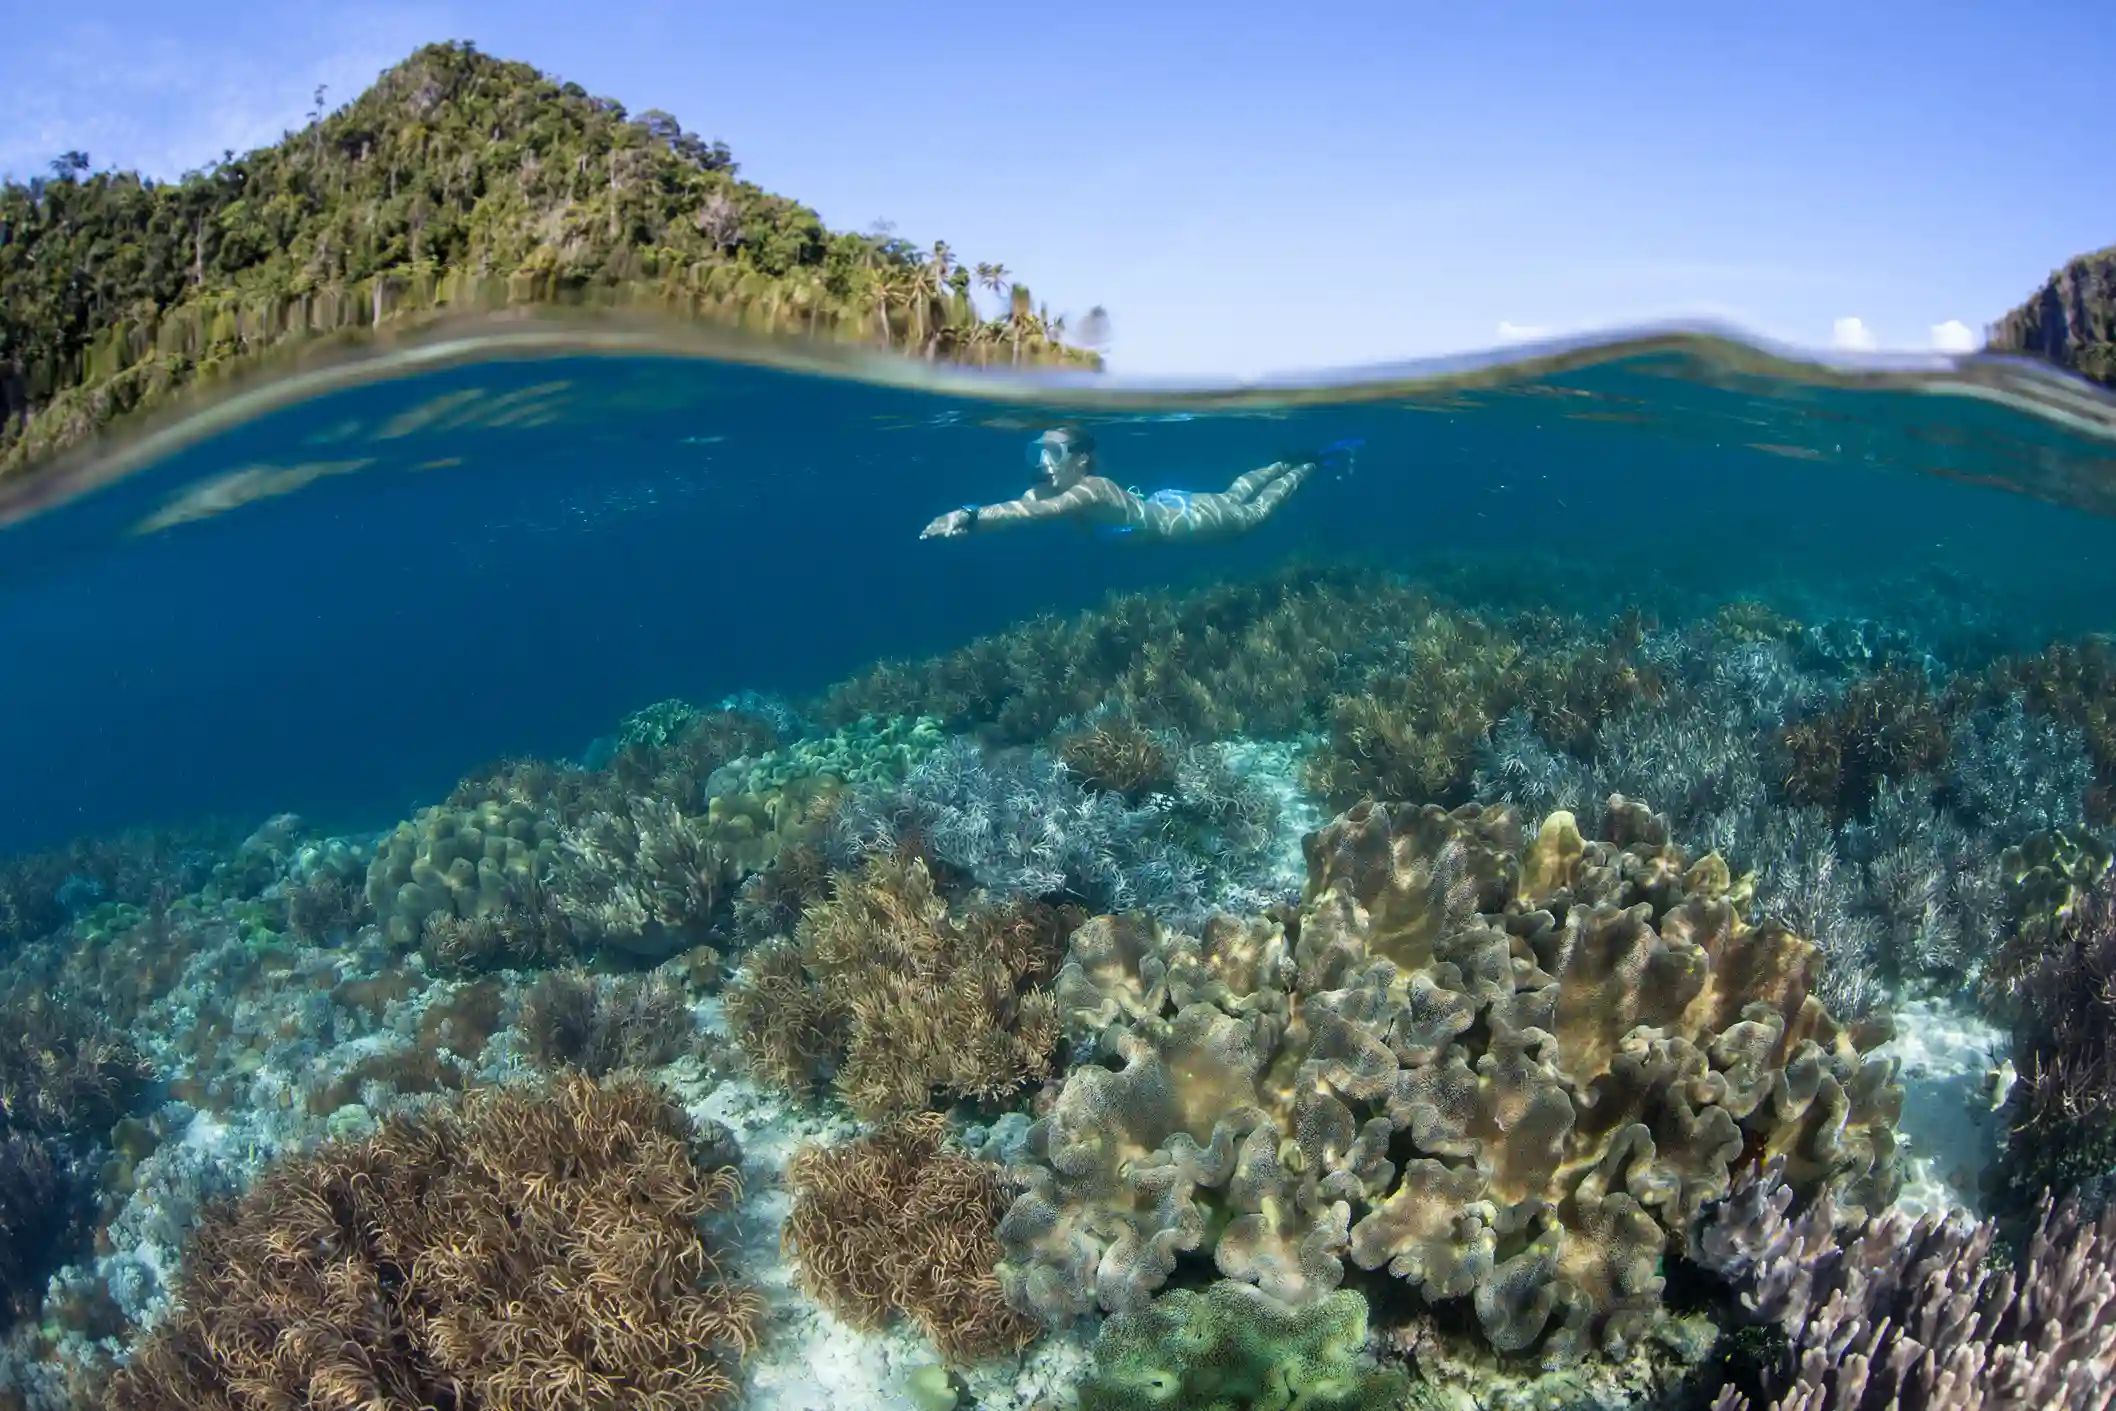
[{"left": 1028, "top": 425, "right": 1097, "bottom": 488}]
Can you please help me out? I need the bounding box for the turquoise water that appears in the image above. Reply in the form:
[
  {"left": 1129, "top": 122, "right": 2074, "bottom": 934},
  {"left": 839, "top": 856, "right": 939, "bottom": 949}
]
[
  {"left": 5, "top": 319, "right": 2116, "bottom": 1410},
  {"left": 4, "top": 323, "right": 2113, "bottom": 852}
]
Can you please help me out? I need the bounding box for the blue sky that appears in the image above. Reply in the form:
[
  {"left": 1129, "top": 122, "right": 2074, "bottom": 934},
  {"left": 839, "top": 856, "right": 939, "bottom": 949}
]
[{"left": 4, "top": 1, "right": 2112, "bottom": 377}]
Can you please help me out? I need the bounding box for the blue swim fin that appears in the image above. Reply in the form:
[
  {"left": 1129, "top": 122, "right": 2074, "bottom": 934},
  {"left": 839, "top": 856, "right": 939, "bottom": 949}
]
[{"left": 1316, "top": 437, "right": 1364, "bottom": 478}]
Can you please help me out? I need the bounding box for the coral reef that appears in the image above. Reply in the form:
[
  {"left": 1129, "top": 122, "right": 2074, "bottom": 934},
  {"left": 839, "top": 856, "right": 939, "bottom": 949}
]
[
  {"left": 1973, "top": 634, "right": 2116, "bottom": 823},
  {"left": 1992, "top": 868, "right": 2116, "bottom": 1217},
  {"left": 1080, "top": 1281, "right": 1408, "bottom": 1411},
  {"left": 101, "top": 1075, "right": 761, "bottom": 1411},
  {"left": 999, "top": 798, "right": 1901, "bottom": 1364},
  {"left": 1057, "top": 717, "right": 1177, "bottom": 802},
  {"left": 549, "top": 794, "right": 732, "bottom": 958},
  {"left": 724, "top": 852, "right": 1076, "bottom": 1119},
  {"left": 364, "top": 796, "right": 561, "bottom": 949},
  {"left": 1307, "top": 607, "right": 1662, "bottom": 809},
  {"left": 0, "top": 1133, "right": 91, "bottom": 1326},
  {"left": 817, "top": 567, "right": 1433, "bottom": 743},
  {"left": 0, "top": 991, "right": 148, "bottom": 1139},
  {"left": 830, "top": 736, "right": 1278, "bottom": 927},
  {"left": 1696, "top": 1156, "right": 2116, "bottom": 1410},
  {"left": 784, "top": 1112, "right": 1037, "bottom": 1362},
  {"left": 518, "top": 968, "right": 698, "bottom": 1076},
  {"left": 1775, "top": 667, "right": 1949, "bottom": 821}
]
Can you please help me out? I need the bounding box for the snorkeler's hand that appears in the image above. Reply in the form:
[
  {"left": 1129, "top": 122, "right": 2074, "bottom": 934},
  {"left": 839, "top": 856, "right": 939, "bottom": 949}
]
[{"left": 921, "top": 507, "right": 975, "bottom": 539}]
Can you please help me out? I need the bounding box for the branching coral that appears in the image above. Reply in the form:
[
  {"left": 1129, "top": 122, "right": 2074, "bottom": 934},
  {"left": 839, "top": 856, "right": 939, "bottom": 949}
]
[
  {"left": 999, "top": 798, "right": 1901, "bottom": 1364},
  {"left": 724, "top": 852, "right": 1075, "bottom": 1119},
  {"left": 830, "top": 737, "right": 1272, "bottom": 928},
  {"left": 815, "top": 566, "right": 1435, "bottom": 744},
  {"left": 0, "top": 991, "right": 148, "bottom": 1139},
  {"left": 784, "top": 1112, "right": 1037, "bottom": 1362},
  {"left": 519, "top": 968, "right": 697, "bottom": 1076},
  {"left": 1972, "top": 633, "right": 2116, "bottom": 824},
  {"left": 1776, "top": 668, "right": 1949, "bottom": 821},
  {"left": 1058, "top": 717, "right": 1177, "bottom": 802},
  {"left": 1307, "top": 606, "right": 1661, "bottom": 809},
  {"left": 102, "top": 1075, "right": 761, "bottom": 1411},
  {"left": 1078, "top": 1281, "right": 1409, "bottom": 1411},
  {"left": 550, "top": 794, "right": 732, "bottom": 958},
  {"left": 1992, "top": 868, "right": 2116, "bottom": 1217},
  {"left": 1696, "top": 1156, "right": 2116, "bottom": 1410}
]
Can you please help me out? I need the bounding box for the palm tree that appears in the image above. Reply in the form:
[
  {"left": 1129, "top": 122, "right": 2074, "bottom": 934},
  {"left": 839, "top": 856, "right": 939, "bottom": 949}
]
[
  {"left": 1008, "top": 283, "right": 1034, "bottom": 364},
  {"left": 976, "top": 262, "right": 1010, "bottom": 328}
]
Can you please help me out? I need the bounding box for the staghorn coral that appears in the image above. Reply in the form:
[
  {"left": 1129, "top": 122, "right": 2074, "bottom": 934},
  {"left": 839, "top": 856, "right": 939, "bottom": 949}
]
[
  {"left": 723, "top": 852, "right": 1075, "bottom": 1119},
  {"left": 102, "top": 1074, "right": 761, "bottom": 1411},
  {"left": 784, "top": 1112, "right": 1038, "bottom": 1362},
  {"left": 999, "top": 797, "right": 1900, "bottom": 1365},
  {"left": 365, "top": 797, "right": 562, "bottom": 948},
  {"left": 1078, "top": 1280, "right": 1409, "bottom": 1411},
  {"left": 1776, "top": 667, "right": 1949, "bottom": 821},
  {"left": 518, "top": 968, "right": 698, "bottom": 1076},
  {"left": 1696, "top": 1156, "right": 2116, "bottom": 1410}
]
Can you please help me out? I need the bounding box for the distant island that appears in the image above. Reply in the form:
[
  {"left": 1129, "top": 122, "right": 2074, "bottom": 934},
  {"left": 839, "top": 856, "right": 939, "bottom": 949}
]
[
  {"left": 1987, "top": 245, "right": 2116, "bottom": 388},
  {"left": 0, "top": 41, "right": 1100, "bottom": 479}
]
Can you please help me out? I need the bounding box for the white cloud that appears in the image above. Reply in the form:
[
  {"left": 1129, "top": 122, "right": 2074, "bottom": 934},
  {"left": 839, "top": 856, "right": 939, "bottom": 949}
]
[
  {"left": 1930, "top": 319, "right": 1979, "bottom": 353},
  {"left": 1496, "top": 320, "right": 1553, "bottom": 343},
  {"left": 1831, "top": 316, "right": 1878, "bottom": 352}
]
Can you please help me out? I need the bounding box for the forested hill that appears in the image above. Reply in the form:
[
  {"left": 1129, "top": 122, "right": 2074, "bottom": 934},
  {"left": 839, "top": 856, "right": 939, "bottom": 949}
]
[
  {"left": 0, "top": 40, "right": 1099, "bottom": 478},
  {"left": 1987, "top": 245, "right": 2116, "bottom": 389}
]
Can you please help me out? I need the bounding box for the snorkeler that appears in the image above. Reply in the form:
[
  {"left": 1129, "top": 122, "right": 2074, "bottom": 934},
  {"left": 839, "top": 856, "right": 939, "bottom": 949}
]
[{"left": 919, "top": 426, "right": 1350, "bottom": 542}]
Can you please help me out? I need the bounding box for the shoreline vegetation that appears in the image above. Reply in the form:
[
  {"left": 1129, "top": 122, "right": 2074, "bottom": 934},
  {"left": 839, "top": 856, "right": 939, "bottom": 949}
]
[
  {"left": 1988, "top": 245, "right": 2116, "bottom": 389},
  {"left": 0, "top": 40, "right": 1102, "bottom": 481}
]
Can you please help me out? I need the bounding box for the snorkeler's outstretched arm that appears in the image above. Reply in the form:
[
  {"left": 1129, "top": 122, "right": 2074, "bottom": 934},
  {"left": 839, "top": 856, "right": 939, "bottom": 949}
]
[{"left": 919, "top": 480, "right": 1133, "bottom": 538}]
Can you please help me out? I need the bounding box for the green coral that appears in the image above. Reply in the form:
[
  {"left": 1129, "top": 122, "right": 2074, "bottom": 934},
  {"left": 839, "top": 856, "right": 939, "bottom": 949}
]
[
  {"left": 613, "top": 698, "right": 704, "bottom": 751},
  {"left": 364, "top": 799, "right": 561, "bottom": 948},
  {"left": 1079, "top": 1282, "right": 1408, "bottom": 1411},
  {"left": 732, "top": 713, "right": 946, "bottom": 794}
]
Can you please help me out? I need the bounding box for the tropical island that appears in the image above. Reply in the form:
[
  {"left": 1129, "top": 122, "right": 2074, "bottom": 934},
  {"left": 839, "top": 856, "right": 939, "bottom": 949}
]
[
  {"left": 1988, "top": 245, "right": 2116, "bottom": 388},
  {"left": 0, "top": 41, "right": 1100, "bottom": 480}
]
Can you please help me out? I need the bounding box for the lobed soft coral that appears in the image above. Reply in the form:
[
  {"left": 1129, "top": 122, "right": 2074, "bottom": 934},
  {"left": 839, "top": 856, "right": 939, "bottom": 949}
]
[
  {"left": 102, "top": 1074, "right": 761, "bottom": 1411},
  {"left": 365, "top": 797, "right": 562, "bottom": 948},
  {"left": 1000, "top": 797, "right": 1901, "bottom": 1364},
  {"left": 784, "top": 1112, "right": 1038, "bottom": 1362},
  {"left": 724, "top": 852, "right": 1076, "bottom": 1119}
]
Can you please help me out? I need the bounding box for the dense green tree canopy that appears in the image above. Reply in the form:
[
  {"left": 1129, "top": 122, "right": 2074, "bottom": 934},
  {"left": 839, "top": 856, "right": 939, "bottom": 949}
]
[
  {"left": 1988, "top": 245, "right": 2116, "bottom": 389},
  {"left": 0, "top": 41, "right": 1095, "bottom": 478}
]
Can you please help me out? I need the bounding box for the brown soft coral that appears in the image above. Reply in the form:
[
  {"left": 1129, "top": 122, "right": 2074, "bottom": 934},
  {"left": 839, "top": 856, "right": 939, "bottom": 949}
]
[
  {"left": 724, "top": 852, "right": 1076, "bottom": 1119},
  {"left": 103, "top": 1074, "right": 760, "bottom": 1411},
  {"left": 1058, "top": 718, "right": 1178, "bottom": 802},
  {"left": 785, "top": 1113, "right": 1038, "bottom": 1361},
  {"left": 1775, "top": 668, "right": 1949, "bottom": 820},
  {"left": 999, "top": 798, "right": 1901, "bottom": 1365}
]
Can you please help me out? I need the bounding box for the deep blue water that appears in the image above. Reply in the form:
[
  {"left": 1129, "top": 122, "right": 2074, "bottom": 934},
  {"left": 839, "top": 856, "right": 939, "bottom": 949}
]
[{"left": 3, "top": 333, "right": 2115, "bottom": 853}]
